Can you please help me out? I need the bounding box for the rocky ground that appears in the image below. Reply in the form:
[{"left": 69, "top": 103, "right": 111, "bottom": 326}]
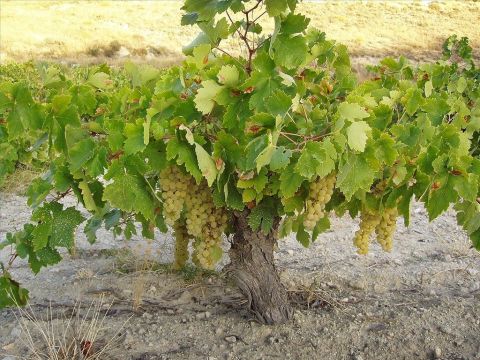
[{"left": 1, "top": 191, "right": 479, "bottom": 360}]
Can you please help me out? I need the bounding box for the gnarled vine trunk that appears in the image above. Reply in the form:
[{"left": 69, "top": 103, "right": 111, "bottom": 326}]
[{"left": 228, "top": 211, "right": 293, "bottom": 324}]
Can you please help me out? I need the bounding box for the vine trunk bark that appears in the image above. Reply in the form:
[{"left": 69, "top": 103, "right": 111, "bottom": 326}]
[{"left": 228, "top": 211, "right": 293, "bottom": 324}]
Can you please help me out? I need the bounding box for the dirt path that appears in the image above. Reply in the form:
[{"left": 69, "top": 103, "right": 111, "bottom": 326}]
[{"left": 1, "top": 192, "right": 479, "bottom": 360}]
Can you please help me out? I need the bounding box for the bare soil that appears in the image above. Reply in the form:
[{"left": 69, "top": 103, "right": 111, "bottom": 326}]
[{"left": 1, "top": 191, "right": 479, "bottom": 360}]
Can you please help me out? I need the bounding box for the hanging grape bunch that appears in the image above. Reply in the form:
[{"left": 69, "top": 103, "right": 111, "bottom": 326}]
[{"left": 303, "top": 172, "right": 336, "bottom": 231}]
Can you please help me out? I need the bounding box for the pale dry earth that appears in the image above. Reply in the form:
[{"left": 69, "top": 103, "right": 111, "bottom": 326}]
[
  {"left": 1, "top": 0, "right": 479, "bottom": 66},
  {"left": 0, "top": 191, "right": 479, "bottom": 360}
]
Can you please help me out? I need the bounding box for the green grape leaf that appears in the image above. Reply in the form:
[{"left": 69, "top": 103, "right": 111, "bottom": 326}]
[
  {"left": 84, "top": 216, "right": 102, "bottom": 244},
  {"left": 103, "top": 174, "right": 156, "bottom": 220},
  {"left": 281, "top": 13, "right": 310, "bottom": 34},
  {"left": 295, "top": 140, "right": 337, "bottom": 179},
  {"left": 124, "top": 122, "right": 147, "bottom": 155},
  {"left": 273, "top": 34, "right": 308, "bottom": 69},
  {"left": 68, "top": 138, "right": 96, "bottom": 173},
  {"left": 337, "top": 153, "right": 376, "bottom": 200},
  {"left": 426, "top": 176, "right": 458, "bottom": 220},
  {"left": 402, "top": 87, "right": 424, "bottom": 115},
  {"left": 49, "top": 205, "right": 85, "bottom": 249},
  {"left": 248, "top": 198, "right": 276, "bottom": 234},
  {"left": 338, "top": 102, "right": 370, "bottom": 121},
  {"left": 265, "top": 89, "right": 292, "bottom": 117},
  {"left": 270, "top": 146, "right": 292, "bottom": 170},
  {"left": 87, "top": 72, "right": 113, "bottom": 89},
  {"left": 31, "top": 223, "right": 52, "bottom": 252},
  {"left": 70, "top": 85, "right": 97, "bottom": 115},
  {"left": 26, "top": 178, "right": 53, "bottom": 208},
  {"left": 0, "top": 275, "right": 29, "bottom": 308},
  {"left": 347, "top": 121, "right": 371, "bottom": 152},
  {"left": 166, "top": 138, "right": 202, "bottom": 183},
  {"left": 265, "top": 0, "right": 288, "bottom": 16},
  {"left": 280, "top": 165, "right": 305, "bottom": 198},
  {"left": 296, "top": 225, "right": 310, "bottom": 247}
]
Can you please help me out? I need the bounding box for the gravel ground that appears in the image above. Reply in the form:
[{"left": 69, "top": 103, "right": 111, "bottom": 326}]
[{"left": 1, "top": 191, "right": 480, "bottom": 360}]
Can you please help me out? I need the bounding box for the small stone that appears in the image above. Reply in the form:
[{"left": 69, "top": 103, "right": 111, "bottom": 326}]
[
  {"left": 433, "top": 347, "right": 442, "bottom": 359},
  {"left": 138, "top": 328, "right": 145, "bottom": 335},
  {"left": 10, "top": 326, "right": 21, "bottom": 338},
  {"left": 166, "top": 309, "right": 175, "bottom": 315},
  {"left": 205, "top": 311, "right": 211, "bottom": 319},
  {"left": 181, "top": 318, "right": 187, "bottom": 323},
  {"left": 142, "top": 312, "right": 152, "bottom": 320},
  {"left": 123, "top": 333, "right": 134, "bottom": 345},
  {"left": 196, "top": 312, "right": 208, "bottom": 320},
  {"left": 287, "top": 250, "right": 294, "bottom": 256},
  {"left": 224, "top": 336, "right": 237, "bottom": 343},
  {"left": 215, "top": 327, "right": 224, "bottom": 335},
  {"left": 267, "top": 336, "right": 284, "bottom": 345},
  {"left": 2, "top": 356, "right": 16, "bottom": 360}
]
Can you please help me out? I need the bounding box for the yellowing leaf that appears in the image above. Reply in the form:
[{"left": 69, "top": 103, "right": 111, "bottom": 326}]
[
  {"left": 425, "top": 80, "right": 433, "bottom": 97},
  {"left": 217, "top": 65, "right": 239, "bottom": 87},
  {"left": 347, "top": 121, "right": 371, "bottom": 152},
  {"left": 194, "top": 80, "right": 223, "bottom": 114},
  {"left": 338, "top": 102, "right": 370, "bottom": 121},
  {"left": 194, "top": 143, "right": 218, "bottom": 186}
]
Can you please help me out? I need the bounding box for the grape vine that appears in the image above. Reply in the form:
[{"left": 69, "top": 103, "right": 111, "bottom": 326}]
[{"left": 0, "top": 0, "right": 479, "bottom": 317}]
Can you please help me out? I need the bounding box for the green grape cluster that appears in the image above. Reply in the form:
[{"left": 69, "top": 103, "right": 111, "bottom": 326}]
[
  {"left": 194, "top": 207, "right": 228, "bottom": 269},
  {"left": 185, "top": 183, "right": 213, "bottom": 237},
  {"left": 159, "top": 166, "right": 229, "bottom": 270},
  {"left": 159, "top": 165, "right": 193, "bottom": 225},
  {"left": 186, "top": 182, "right": 228, "bottom": 269},
  {"left": 353, "top": 210, "right": 381, "bottom": 255},
  {"left": 172, "top": 219, "right": 190, "bottom": 270},
  {"left": 375, "top": 207, "right": 398, "bottom": 252},
  {"left": 303, "top": 172, "right": 336, "bottom": 231}
]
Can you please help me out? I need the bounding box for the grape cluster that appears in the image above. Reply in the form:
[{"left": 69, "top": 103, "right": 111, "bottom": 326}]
[
  {"left": 185, "top": 182, "right": 228, "bottom": 269},
  {"left": 353, "top": 210, "right": 381, "bottom": 255},
  {"left": 303, "top": 172, "right": 336, "bottom": 231},
  {"left": 159, "top": 166, "right": 193, "bottom": 225},
  {"left": 172, "top": 219, "right": 190, "bottom": 270},
  {"left": 375, "top": 207, "right": 398, "bottom": 252},
  {"left": 159, "top": 165, "right": 229, "bottom": 270}
]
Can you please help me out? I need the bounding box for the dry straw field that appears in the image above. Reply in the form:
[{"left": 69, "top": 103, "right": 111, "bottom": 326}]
[{"left": 1, "top": 0, "right": 479, "bottom": 66}]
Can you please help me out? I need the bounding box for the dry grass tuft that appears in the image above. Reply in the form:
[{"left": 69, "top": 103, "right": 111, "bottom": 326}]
[
  {"left": 13, "top": 296, "right": 128, "bottom": 360},
  {"left": 1, "top": 165, "right": 44, "bottom": 194}
]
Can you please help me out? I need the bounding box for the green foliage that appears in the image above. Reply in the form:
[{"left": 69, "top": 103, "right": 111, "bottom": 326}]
[{"left": 1, "top": 2, "right": 479, "bottom": 308}]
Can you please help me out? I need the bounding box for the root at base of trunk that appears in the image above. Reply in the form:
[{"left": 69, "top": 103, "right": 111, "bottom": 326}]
[{"left": 228, "top": 211, "right": 293, "bottom": 325}]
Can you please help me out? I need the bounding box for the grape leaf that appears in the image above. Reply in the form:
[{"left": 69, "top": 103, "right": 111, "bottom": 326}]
[
  {"left": 194, "top": 79, "right": 223, "bottom": 114},
  {"left": 337, "top": 153, "right": 376, "bottom": 200},
  {"left": 273, "top": 34, "right": 308, "bottom": 69},
  {"left": 270, "top": 146, "right": 292, "bottom": 170},
  {"left": 295, "top": 140, "right": 336, "bottom": 179},
  {"left": 103, "top": 174, "right": 155, "bottom": 220},
  {"left": 194, "top": 143, "right": 218, "bottom": 186},
  {"left": 280, "top": 165, "right": 305, "bottom": 198},
  {"left": 166, "top": 138, "right": 202, "bottom": 183},
  {"left": 347, "top": 121, "right": 371, "bottom": 152},
  {"left": 265, "top": 0, "right": 288, "bottom": 17},
  {"left": 338, "top": 102, "right": 369, "bottom": 121},
  {"left": 217, "top": 65, "right": 239, "bottom": 87}
]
